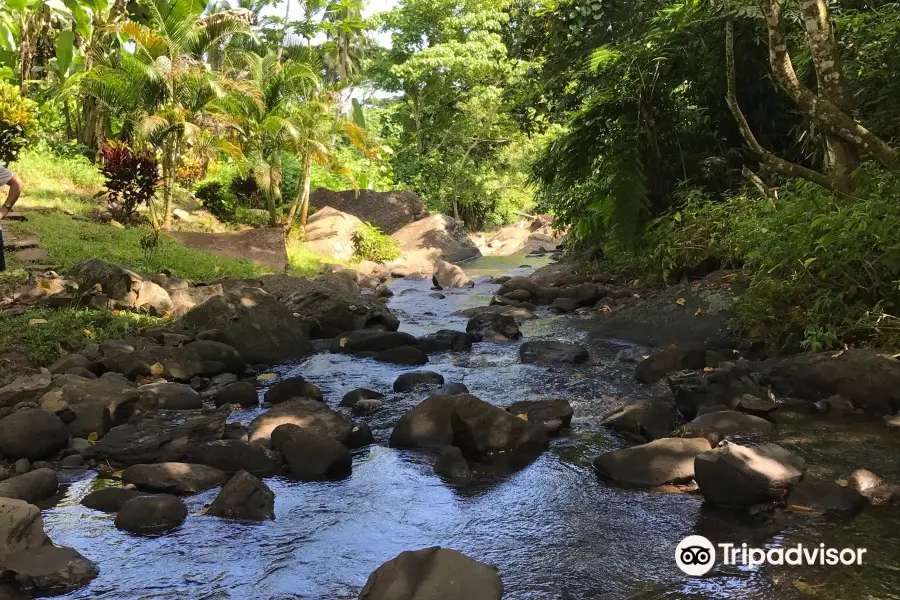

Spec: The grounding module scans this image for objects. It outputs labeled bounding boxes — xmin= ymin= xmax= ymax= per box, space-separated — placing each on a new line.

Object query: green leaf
xmin=588 ymin=46 xmax=621 ymax=71
xmin=55 ymin=29 xmax=74 ymax=78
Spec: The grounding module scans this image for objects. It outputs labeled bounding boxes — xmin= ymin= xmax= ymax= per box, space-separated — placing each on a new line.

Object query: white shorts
xmin=0 ymin=164 xmax=13 ymax=186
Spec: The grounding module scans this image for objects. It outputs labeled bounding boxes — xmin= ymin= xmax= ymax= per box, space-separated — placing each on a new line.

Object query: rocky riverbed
xmin=1 ymin=256 xmax=899 ymax=599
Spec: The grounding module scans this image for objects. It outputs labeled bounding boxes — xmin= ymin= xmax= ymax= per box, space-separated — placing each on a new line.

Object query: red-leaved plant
xmin=99 ymin=141 xmax=159 ymax=225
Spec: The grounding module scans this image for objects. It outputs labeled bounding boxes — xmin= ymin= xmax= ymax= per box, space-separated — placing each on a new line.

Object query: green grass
xmin=6 ymin=212 xmax=268 ymax=280
xmin=9 ymin=147 xmax=104 ymax=215
xmin=0 ymin=308 xmax=168 ymax=366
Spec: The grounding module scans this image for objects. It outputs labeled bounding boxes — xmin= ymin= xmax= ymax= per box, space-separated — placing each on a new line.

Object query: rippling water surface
xmin=44 ymin=258 xmax=900 ymax=600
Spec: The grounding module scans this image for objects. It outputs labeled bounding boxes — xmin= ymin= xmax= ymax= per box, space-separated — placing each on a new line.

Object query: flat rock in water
xmin=263 ymin=376 xmax=323 ymax=404
xmin=359 ymin=547 xmax=502 ymax=600
xmin=593 ymin=437 xmax=712 ymax=487
xmin=340 ymin=388 xmax=384 ymax=408
xmin=122 ymin=462 xmax=226 ymax=494
xmin=374 ymin=346 xmax=428 ymax=366
xmin=519 ymin=341 xmax=589 ymax=365
xmin=85 ymin=408 xmax=228 ymax=466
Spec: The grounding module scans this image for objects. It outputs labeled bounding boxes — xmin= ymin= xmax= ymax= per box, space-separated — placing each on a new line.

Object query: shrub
xmin=593 ymin=167 xmax=900 ymax=351
xmin=0 ymin=81 xmax=39 ymax=164
xmin=195 ymin=181 xmax=236 ymax=221
xmin=175 ymin=155 xmax=205 ymax=187
xmin=353 ymin=222 xmax=402 ymax=262
xmin=99 ymin=141 xmax=159 ymax=225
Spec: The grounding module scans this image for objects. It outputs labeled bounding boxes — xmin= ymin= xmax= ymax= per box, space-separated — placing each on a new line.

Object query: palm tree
xmin=216 ymin=50 xmax=320 ymax=226
xmin=81 ymin=0 xmax=251 ymax=229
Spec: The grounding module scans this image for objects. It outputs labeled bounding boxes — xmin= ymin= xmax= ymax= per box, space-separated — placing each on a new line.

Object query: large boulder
xmin=184 ymin=341 xmax=246 ymax=375
xmin=134 ymin=280 xmax=173 ymax=314
xmin=759 ymin=349 xmax=900 ymax=414
xmin=519 ymin=341 xmax=589 ymax=365
xmin=248 ymin=399 xmax=363 ymax=448
xmin=138 ymin=382 xmax=203 ymax=410
xmin=115 ymin=494 xmax=187 ymax=534
xmin=497 ymin=277 xmax=539 ymax=296
xmin=213 ymin=381 xmax=259 ymax=408
xmin=694 ymin=442 xmax=806 ymax=508
xmin=592 ymin=438 xmax=712 ymax=487
xmin=0 ymin=410 xmax=69 ymax=461
xmin=207 ymin=471 xmax=275 ymax=521
xmin=600 ymin=399 xmax=677 ymax=441
xmin=69 ymin=259 xmax=142 ymax=307
xmin=390 ymin=394 xmax=549 ymax=461
xmin=391 ymin=214 xmax=481 ymax=266
xmin=0 ymin=498 xmax=48 ymax=565
xmin=432 ymin=260 xmax=473 ymax=289
xmin=457 ymin=305 xmax=535 ymax=322
xmin=451 ymin=396 xmax=549 ymax=461
xmin=341 ymin=388 xmax=385 ymax=408
xmin=182 ymin=286 xmax=311 ymax=365
xmin=310 ymin=189 xmax=428 ymax=234
xmin=359 ymin=547 xmax=502 ymax=600
xmin=4 ymin=545 xmax=98 ymax=596
xmin=186 ymin=440 xmax=282 ymax=477
xmin=279 ymin=429 xmax=352 ymax=481
xmin=85 ymin=408 xmax=228 ymax=466
xmin=168 ymin=284 xmax=225 ymax=317
xmin=121 ymin=463 xmax=226 ymax=494
xmin=466 ymin=313 xmax=521 ymax=342
xmin=301 ymin=206 xmax=364 ymax=262
xmin=0 ymin=374 xmax=53 ymax=409
xmin=263 ymin=376 xmax=323 ymax=404
xmin=276 ymin=274 xmax=399 ymax=338
xmin=0 ymin=469 xmax=58 ymax=504
xmin=39 ymin=376 xmax=141 ymax=438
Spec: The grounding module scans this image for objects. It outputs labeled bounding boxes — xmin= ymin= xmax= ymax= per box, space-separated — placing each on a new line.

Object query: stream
xmin=41 ymin=256 xmax=900 ymax=600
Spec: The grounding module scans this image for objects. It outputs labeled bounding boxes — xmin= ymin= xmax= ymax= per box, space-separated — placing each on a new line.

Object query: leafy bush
xmin=99 ymin=141 xmax=159 ymax=225
xmin=353 ymin=222 xmax=402 ymax=262
xmin=0 ymin=81 xmax=39 ymax=164
xmin=175 ymin=155 xmax=205 ymax=187
xmin=595 ymin=168 xmax=900 ymax=350
xmin=195 ymin=181 xmax=236 ymax=221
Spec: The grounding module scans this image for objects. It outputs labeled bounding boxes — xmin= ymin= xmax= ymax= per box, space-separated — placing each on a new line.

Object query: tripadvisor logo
xmin=675 ymin=535 xmax=867 ymax=576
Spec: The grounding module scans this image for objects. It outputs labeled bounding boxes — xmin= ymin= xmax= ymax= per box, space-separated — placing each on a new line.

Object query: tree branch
xmin=758 ymin=0 xmax=900 ymax=171
xmin=742 ymin=166 xmax=778 ymax=199
xmin=725 ymin=19 xmax=834 ymax=191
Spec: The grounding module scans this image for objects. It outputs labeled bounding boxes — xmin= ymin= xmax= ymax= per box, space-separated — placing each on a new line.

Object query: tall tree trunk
xmin=299 ymin=153 xmax=313 ymax=230
xmin=797 ymin=0 xmax=859 ymax=192
xmin=283 ymin=153 xmax=309 ymax=234
xmin=161 ymin=139 xmax=178 ymax=231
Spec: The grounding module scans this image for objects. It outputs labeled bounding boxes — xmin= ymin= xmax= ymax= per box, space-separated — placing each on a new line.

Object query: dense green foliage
xmin=5 ymin=0 xmax=900 ymax=351
xmin=0 ymin=80 xmax=38 ymax=163
xmin=353 ymin=221 xmax=402 ymax=261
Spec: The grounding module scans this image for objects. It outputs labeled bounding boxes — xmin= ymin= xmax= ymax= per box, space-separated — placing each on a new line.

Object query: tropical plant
xmin=99 ymin=140 xmax=160 ymax=224
xmin=353 ymin=221 xmax=401 ymax=262
xmin=0 ymin=79 xmax=39 ymax=162
xmin=81 ymin=0 xmax=251 ymax=229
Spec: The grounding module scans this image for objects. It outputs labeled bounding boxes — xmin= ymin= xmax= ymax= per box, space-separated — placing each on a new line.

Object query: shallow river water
xmin=43 ymin=257 xmax=900 ymax=600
